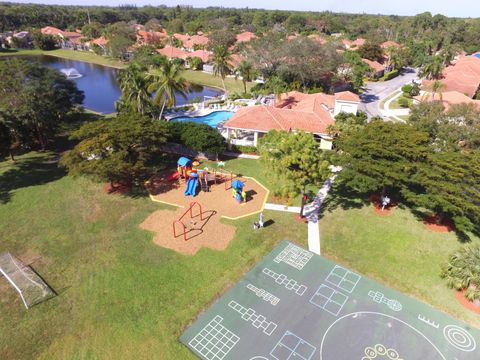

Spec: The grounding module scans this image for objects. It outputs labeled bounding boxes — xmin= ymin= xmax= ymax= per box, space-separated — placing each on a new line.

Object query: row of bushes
xmin=229 ymin=144 xmax=258 ymax=154
xmin=380 ymin=69 xmax=399 ymax=81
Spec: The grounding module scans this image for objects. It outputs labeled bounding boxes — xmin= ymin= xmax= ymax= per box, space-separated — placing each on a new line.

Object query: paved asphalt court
xmin=181 ymin=240 xmax=480 ymax=360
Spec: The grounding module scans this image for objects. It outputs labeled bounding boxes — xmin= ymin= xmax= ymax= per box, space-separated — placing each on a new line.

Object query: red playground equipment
xmin=172 ymin=202 xmax=204 ymax=241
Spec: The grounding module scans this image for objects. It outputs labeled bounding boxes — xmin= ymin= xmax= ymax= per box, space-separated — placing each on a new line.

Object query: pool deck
xmin=164 ymin=106 xmax=237 ymax=120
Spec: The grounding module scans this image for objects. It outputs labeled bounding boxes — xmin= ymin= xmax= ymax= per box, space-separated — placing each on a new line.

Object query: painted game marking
xmin=246 ymin=283 xmax=280 ymax=306
xmin=443 ymin=325 xmax=477 ymax=352
xmin=188 ymin=315 xmax=240 ymax=360
xmin=228 ymin=300 xmax=277 ymax=336
xmin=262 ymin=268 xmax=307 ymax=295
xmin=325 ymin=265 xmax=361 ymax=293
xmin=368 ymin=290 xmax=402 ymax=311
xmin=417 ymin=314 xmax=440 ymax=329
xmin=273 ymin=243 xmax=313 ymax=270
xmin=362 ymin=344 xmax=403 ymax=360
xmin=270 ymin=331 xmax=317 ymax=360
xmin=309 ymin=284 xmax=348 ymax=316
xmin=319 ymin=312 xmax=447 ymax=360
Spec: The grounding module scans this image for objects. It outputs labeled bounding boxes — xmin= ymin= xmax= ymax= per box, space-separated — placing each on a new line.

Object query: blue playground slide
xmin=185 ymin=178 xmax=198 ymax=196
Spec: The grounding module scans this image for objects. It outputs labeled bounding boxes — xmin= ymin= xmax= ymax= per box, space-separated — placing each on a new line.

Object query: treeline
xmin=2 ymin=3 xmax=480 ymax=53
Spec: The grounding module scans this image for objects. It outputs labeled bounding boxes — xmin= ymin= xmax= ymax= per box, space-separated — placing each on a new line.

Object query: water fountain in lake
xmin=60 ymin=68 xmax=83 ymax=79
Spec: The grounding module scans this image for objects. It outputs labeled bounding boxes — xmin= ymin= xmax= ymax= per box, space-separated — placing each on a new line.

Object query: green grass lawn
xmin=320 ymin=189 xmax=480 ymax=328
xmin=1 ymin=139 xmax=479 ymax=358
xmin=389 ymin=96 xmax=413 ymax=110
xmin=182 ymin=69 xmax=253 ymax=94
xmin=0 ymin=151 xmax=307 ymax=359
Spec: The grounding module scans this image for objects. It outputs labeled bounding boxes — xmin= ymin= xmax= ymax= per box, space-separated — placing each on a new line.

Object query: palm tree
xmin=428 ymin=80 xmax=445 ymax=101
xmin=116 ymin=62 xmax=152 ymax=115
xmin=148 ymin=61 xmax=189 ymax=119
xmin=211 ymin=45 xmax=233 ymax=96
xmin=235 ymin=60 xmax=254 ymax=94
xmin=441 ymin=246 xmax=480 ymax=302
xmin=419 ymin=56 xmax=445 ymax=80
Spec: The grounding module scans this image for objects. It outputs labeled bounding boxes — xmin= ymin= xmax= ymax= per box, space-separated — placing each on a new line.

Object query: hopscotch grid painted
xmin=188 ymin=315 xmax=240 ymax=360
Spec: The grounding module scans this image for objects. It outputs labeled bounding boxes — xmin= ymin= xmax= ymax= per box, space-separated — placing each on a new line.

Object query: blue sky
xmin=10 ymin=0 xmax=480 ymax=17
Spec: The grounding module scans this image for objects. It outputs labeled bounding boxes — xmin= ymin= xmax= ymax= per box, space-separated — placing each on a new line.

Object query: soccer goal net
xmin=0 ymin=252 xmax=55 ymax=309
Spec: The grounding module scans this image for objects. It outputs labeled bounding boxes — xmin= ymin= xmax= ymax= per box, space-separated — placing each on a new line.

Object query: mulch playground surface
xmin=140 ymin=170 xmax=269 ymax=255
xmin=181 ymin=241 xmax=480 ymax=360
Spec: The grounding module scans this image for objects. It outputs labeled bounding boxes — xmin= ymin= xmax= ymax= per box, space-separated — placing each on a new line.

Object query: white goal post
xmin=0 ymin=252 xmax=55 ymax=309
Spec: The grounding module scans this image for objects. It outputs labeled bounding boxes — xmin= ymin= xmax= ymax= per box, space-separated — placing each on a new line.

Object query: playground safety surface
xmin=146 ymin=171 xmax=269 ymax=220
xmin=181 ymin=240 xmax=480 ymax=360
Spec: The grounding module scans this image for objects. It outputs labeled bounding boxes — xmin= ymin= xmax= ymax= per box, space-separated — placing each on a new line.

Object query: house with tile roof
xmin=413 ymin=91 xmax=480 ymax=111
xmin=362 ymin=58 xmax=386 ymax=78
xmin=136 ymin=30 xmax=167 ymax=46
xmin=422 ymin=55 xmax=480 ymax=99
xmin=41 ymin=26 xmax=85 ymax=49
xmin=223 ymin=91 xmax=360 ymax=149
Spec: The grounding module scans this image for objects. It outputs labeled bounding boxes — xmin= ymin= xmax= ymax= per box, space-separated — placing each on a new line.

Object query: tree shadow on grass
xmin=318 ymin=183 xmax=370 ymax=219
xmin=0 ymin=154 xmax=65 ymax=204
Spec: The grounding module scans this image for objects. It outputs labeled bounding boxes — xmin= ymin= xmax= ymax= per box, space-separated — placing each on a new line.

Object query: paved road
xmin=360 ymin=67 xmax=419 ymax=119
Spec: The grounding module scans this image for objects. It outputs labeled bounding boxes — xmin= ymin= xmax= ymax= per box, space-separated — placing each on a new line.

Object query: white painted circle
xmin=319 ymin=312 xmax=447 ymax=360
xmin=443 ymin=325 xmax=476 ymax=352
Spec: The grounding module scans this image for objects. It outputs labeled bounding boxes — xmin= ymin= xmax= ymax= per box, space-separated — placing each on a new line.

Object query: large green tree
xmin=419 ymin=55 xmax=445 ymax=80
xmin=258 ymin=130 xmax=331 ymax=202
xmin=336 ymin=121 xmax=430 ymax=197
xmin=61 ymin=112 xmax=169 ymax=187
xmin=406 ymin=150 xmax=480 ymax=236
xmin=0 ymin=59 xmax=83 ymax=150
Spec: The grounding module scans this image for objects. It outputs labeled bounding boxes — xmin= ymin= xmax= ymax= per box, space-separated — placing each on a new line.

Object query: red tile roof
xmin=422 ymin=56 xmax=480 ymax=98
xmin=362 ymin=58 xmax=385 ymax=73
xmin=184 ymin=34 xmax=209 ymax=49
xmin=41 ymin=26 xmax=64 ymax=36
xmin=187 ymin=49 xmax=212 ymax=63
xmin=236 ymin=31 xmax=257 ymax=43
xmin=137 ymin=30 xmax=167 ymax=44
xmin=226 ymin=91 xmax=359 ymax=134
xmin=414 ymin=91 xmax=480 ymax=111
xmin=156 ymin=46 xmax=189 ymax=59
xmin=229 ymin=53 xmax=246 ymax=68
xmin=92 ymin=36 xmax=108 ymax=46
xmin=334 ymin=91 xmax=361 ymax=102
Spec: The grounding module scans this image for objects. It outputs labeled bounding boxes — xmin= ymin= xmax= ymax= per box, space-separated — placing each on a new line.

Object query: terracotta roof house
xmin=413 ymin=91 xmax=480 ymax=111
xmin=183 ymin=34 xmax=209 ymax=51
xmin=224 ymin=91 xmax=360 ymax=149
xmin=156 ymin=46 xmax=189 ymax=60
xmin=41 ymin=26 xmax=64 ymax=36
xmin=362 ymin=58 xmax=386 ymax=77
xmin=381 ymin=41 xmax=401 ymax=49
xmin=422 ymin=56 xmax=480 ymax=98
xmin=236 ymin=31 xmax=257 ymax=43
xmin=92 ymin=36 xmax=108 ymax=46
xmin=136 ymin=30 xmax=167 ymax=46
xmin=41 ymin=26 xmax=85 ymax=49
xmin=188 ymin=49 xmax=212 ymax=63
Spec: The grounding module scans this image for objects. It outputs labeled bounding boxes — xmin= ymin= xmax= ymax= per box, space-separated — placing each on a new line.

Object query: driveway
xmin=360 ymin=67 xmax=419 ymax=119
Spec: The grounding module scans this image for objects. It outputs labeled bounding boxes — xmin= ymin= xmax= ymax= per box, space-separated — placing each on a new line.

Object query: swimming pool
xmin=473 ymin=53 xmax=480 ymax=59
xmin=170 ymin=111 xmax=235 ymax=128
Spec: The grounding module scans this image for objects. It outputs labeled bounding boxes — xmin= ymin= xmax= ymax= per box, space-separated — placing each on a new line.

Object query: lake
xmin=17 ymin=55 xmax=223 ymax=114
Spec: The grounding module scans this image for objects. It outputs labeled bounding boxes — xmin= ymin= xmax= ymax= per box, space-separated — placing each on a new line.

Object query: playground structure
xmin=172 ymin=202 xmax=205 ymax=241
xmin=142 ymin=158 xmax=269 ymax=254
xmin=231 ymin=179 xmax=246 ymax=203
xmin=170 ymin=157 xmax=236 ymax=198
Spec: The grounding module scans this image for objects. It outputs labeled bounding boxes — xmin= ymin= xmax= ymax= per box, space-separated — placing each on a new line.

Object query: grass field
xmin=320 ymin=188 xmax=480 ymax=328
xmin=1 ymin=127 xmax=479 ymax=358
xmin=182 ymin=69 xmax=253 ymax=94
xmin=0 ymin=152 xmax=307 ymax=360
